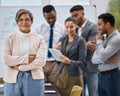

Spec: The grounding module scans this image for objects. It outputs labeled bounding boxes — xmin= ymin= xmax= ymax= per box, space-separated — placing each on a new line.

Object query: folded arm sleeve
xmin=19 ymin=37 xmax=46 ymax=71
xmin=3 ymin=36 xmax=28 ymax=66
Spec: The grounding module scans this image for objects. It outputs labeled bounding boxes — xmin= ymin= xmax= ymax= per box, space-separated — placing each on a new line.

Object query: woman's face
xmin=65 ymin=21 xmax=77 ymax=36
xmin=17 ymin=13 xmax=32 ymax=33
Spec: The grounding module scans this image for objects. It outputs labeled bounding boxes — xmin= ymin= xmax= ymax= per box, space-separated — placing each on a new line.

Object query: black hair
xmin=70 ymin=5 xmax=84 ymax=13
xmin=43 ymin=5 xmax=56 ymax=14
xmin=65 ymin=17 xmax=77 ymax=25
xmin=98 ymin=13 xmax=115 ymax=27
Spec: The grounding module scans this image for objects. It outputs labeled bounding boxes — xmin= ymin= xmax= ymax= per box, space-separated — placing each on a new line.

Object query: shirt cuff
xmin=96 ymin=40 xmax=103 ymax=45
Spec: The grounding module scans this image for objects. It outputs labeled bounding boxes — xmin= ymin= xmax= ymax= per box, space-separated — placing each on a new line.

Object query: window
xmin=50 ymin=0 xmax=90 ymax=5
xmin=1 ymin=0 xmax=42 ymax=6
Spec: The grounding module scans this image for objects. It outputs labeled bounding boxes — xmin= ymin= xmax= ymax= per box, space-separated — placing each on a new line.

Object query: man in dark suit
xmin=70 ymin=5 xmax=99 ymax=96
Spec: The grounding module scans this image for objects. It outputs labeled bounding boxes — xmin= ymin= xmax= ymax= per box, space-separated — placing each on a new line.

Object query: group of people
xmin=2 ymin=4 xmax=120 ymax=96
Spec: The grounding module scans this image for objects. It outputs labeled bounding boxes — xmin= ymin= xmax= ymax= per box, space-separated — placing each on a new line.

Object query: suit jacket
xmin=3 ymin=32 xmax=46 ymax=83
xmin=58 ymin=34 xmax=87 ymax=76
xmin=81 ymin=20 xmax=99 ymax=73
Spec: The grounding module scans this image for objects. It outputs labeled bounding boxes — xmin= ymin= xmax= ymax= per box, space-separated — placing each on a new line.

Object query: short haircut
xmin=43 ymin=5 xmax=56 ymax=14
xmin=70 ymin=5 xmax=84 ymax=12
xmin=15 ymin=9 xmax=33 ymax=23
xmin=98 ymin=13 xmax=115 ymax=27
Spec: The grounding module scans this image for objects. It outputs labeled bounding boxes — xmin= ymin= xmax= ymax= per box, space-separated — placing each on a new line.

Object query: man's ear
xmin=106 ymin=22 xmax=110 ymax=26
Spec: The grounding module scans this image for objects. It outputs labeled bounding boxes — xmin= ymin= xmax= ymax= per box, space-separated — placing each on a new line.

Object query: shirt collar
xmin=81 ymin=19 xmax=87 ymax=28
xmin=45 ymin=21 xmax=56 ymax=28
xmin=17 ymin=30 xmax=33 ymax=37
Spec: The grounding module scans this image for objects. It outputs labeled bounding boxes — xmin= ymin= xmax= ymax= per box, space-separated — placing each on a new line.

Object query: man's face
xmin=44 ymin=10 xmax=56 ymax=26
xmin=70 ymin=10 xmax=84 ymax=26
xmin=97 ymin=19 xmax=107 ymax=35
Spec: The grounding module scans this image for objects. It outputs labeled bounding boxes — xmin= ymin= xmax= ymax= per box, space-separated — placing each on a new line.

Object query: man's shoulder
xmin=113 ymin=31 xmax=120 ymax=40
xmin=35 ymin=22 xmax=48 ymax=28
xmin=54 ymin=22 xmax=64 ymax=28
xmin=32 ymin=32 xmax=44 ymax=40
xmin=86 ymin=20 xmax=96 ymax=27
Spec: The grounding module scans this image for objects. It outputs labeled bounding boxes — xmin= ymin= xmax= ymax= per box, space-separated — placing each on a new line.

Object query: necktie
xmin=48 ymin=25 xmax=53 ymax=58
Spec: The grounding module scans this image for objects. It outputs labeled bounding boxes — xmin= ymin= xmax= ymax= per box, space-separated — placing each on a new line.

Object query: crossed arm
xmin=92 ymin=34 xmax=120 ymax=64
xmin=3 ymin=37 xmax=46 ymax=71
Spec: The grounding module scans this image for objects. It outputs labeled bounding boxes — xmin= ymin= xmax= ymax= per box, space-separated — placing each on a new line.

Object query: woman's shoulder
xmin=75 ymin=34 xmax=85 ymax=41
xmin=60 ymin=34 xmax=68 ymax=40
xmin=4 ymin=32 xmax=17 ymax=39
xmin=32 ymin=32 xmax=44 ymax=40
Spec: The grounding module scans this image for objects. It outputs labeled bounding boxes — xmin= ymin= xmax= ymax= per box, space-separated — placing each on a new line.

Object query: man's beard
xmin=78 ymin=17 xmax=83 ymax=26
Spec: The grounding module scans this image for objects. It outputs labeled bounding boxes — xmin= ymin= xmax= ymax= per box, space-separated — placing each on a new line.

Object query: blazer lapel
xmin=29 ymin=33 xmax=37 ymax=54
xmin=12 ymin=33 xmax=20 ymax=56
xmin=81 ymin=20 xmax=90 ymax=36
xmin=61 ymin=36 xmax=68 ymax=56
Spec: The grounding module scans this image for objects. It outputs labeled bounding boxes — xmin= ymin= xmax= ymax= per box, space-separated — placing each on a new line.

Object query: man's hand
xmin=29 ymin=54 xmax=36 ymax=63
xmin=107 ymin=54 xmax=117 ymax=63
xmin=96 ymin=34 xmax=104 ymax=40
xmin=87 ymin=41 xmax=96 ymax=51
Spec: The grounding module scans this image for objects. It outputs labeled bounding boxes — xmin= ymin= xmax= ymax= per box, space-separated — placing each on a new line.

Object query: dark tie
xmin=48 ymin=25 xmax=53 ymax=58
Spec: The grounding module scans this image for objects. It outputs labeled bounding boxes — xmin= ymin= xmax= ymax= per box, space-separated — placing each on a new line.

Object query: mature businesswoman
xmin=56 ymin=17 xmax=87 ymax=96
xmin=3 ymin=9 xmax=46 ymax=96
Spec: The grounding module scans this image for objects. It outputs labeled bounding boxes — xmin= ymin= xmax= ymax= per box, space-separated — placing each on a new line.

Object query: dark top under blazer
xmin=57 ymin=34 xmax=87 ymax=76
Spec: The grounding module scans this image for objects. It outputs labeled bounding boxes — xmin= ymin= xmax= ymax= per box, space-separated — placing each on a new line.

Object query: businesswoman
xmin=56 ymin=17 xmax=87 ymax=96
xmin=3 ymin=9 xmax=46 ymax=96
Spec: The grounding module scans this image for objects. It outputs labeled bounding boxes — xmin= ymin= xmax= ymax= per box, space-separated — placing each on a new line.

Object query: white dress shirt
xmin=33 ymin=22 xmax=65 ymax=61
xmin=78 ymin=19 xmax=87 ymax=36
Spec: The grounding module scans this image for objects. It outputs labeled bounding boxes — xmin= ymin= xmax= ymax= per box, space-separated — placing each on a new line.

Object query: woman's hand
xmin=28 ymin=54 xmax=36 ymax=63
xmin=60 ymin=55 xmax=71 ymax=64
xmin=55 ymin=42 xmax=61 ymax=50
xmin=10 ymin=66 xmax=19 ymax=70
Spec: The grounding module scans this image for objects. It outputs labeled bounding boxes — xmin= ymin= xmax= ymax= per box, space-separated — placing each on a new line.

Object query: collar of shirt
xmin=17 ymin=31 xmax=30 ymax=56
xmin=78 ymin=19 xmax=88 ymax=36
xmin=44 ymin=22 xmax=55 ymax=29
xmin=17 ymin=30 xmax=33 ymax=37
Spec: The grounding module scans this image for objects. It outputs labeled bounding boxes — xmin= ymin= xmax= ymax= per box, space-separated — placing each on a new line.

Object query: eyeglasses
xmin=17 ymin=18 xmax=31 ymax=23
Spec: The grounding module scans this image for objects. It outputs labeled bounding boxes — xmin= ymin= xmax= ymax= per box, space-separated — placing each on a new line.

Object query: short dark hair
xmin=70 ymin=5 xmax=84 ymax=12
xmin=98 ymin=13 xmax=115 ymax=27
xmin=15 ymin=9 xmax=33 ymax=23
xmin=43 ymin=5 xmax=56 ymax=14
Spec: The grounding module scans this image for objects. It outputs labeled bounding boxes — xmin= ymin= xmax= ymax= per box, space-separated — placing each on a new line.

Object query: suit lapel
xmin=81 ymin=20 xmax=90 ymax=36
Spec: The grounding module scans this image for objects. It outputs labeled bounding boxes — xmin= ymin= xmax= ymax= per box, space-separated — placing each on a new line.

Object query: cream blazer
xmin=3 ymin=32 xmax=46 ymax=83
